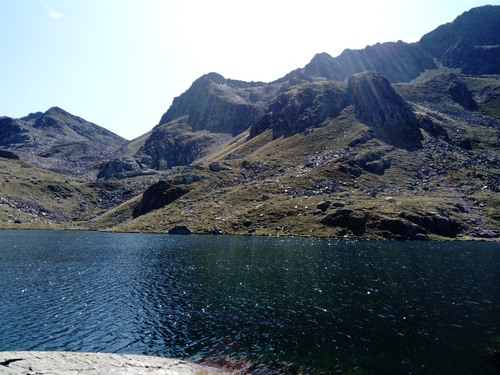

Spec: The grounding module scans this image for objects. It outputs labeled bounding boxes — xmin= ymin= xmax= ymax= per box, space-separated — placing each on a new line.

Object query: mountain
xmin=1 ymin=5 xmax=499 ymax=240
xmin=0 ymin=107 xmax=127 ymax=176
xmin=419 ymin=5 xmax=500 ymax=75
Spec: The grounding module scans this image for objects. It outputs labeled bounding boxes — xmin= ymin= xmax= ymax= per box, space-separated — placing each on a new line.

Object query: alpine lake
xmin=1 ymin=230 xmax=499 ymax=374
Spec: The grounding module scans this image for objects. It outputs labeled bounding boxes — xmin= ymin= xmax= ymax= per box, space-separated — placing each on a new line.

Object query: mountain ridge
xmin=0 ymin=5 xmax=499 ymax=240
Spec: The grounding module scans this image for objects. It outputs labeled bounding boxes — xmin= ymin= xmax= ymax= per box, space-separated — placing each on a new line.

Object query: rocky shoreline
xmin=0 ymin=351 xmax=228 ymax=374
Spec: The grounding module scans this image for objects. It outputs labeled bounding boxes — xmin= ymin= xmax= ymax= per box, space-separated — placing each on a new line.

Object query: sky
xmin=1 ymin=0 xmax=499 ymax=140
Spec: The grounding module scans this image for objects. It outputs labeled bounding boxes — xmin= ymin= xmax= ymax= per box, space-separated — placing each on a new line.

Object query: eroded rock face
xmin=348 ymin=71 xmax=423 ymax=149
xmin=250 ymin=80 xmax=350 ymax=139
xmin=419 ymin=5 xmax=500 ymax=75
xmin=158 ymin=73 xmax=277 ymax=136
xmin=138 ymin=121 xmax=227 ymax=170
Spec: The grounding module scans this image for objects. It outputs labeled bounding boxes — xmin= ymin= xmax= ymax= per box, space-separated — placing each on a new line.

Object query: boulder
xmin=403 ymin=211 xmax=461 ymax=238
xmin=133 ymin=181 xmax=188 ymax=218
xmin=209 ymin=162 xmax=222 ymax=172
xmin=168 ymin=226 xmax=192 ymax=235
xmin=316 ymin=200 xmax=331 ymax=211
xmin=379 ymin=218 xmax=427 ymax=240
xmin=0 ymin=150 xmax=20 ymax=160
xmin=98 ymin=157 xmax=142 ymax=179
xmin=321 ymin=209 xmax=366 ymax=236
xmin=209 ymin=226 xmax=223 ymax=235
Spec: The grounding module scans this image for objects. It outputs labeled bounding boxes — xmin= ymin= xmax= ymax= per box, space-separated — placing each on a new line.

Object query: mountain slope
xmin=0 ymin=107 xmax=127 ymax=176
xmin=419 ymin=5 xmax=500 ymax=74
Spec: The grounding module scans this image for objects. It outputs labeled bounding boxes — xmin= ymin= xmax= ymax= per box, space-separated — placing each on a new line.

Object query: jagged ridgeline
xmin=1 ymin=5 xmax=499 ymax=239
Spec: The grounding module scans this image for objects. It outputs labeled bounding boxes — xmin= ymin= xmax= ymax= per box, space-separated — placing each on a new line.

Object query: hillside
xmin=0 ymin=107 xmax=128 ymax=176
xmin=0 ymin=5 xmax=499 ymax=240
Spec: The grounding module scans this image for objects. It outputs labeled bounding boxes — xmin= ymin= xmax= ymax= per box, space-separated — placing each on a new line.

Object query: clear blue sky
xmin=1 ymin=0 xmax=498 ymax=140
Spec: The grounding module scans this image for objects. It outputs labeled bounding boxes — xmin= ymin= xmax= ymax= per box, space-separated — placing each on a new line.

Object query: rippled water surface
xmin=1 ymin=230 xmax=499 ymax=374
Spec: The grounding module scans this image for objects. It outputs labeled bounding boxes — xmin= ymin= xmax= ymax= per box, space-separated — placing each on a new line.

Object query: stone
xmin=209 ymin=162 xmax=222 ymax=172
xmin=0 ymin=150 xmax=19 ymax=160
xmin=168 ymin=226 xmax=192 ymax=235
xmin=210 ymin=226 xmax=223 ymax=235
xmin=321 ymin=209 xmax=366 ymax=236
xmin=0 ymin=351 xmax=226 ymax=374
xmin=379 ymin=218 xmax=427 ymax=240
xmin=133 ymin=181 xmax=189 ymax=218
xmin=316 ymin=200 xmax=331 ymax=211
xmin=476 ymin=229 xmax=499 ymax=238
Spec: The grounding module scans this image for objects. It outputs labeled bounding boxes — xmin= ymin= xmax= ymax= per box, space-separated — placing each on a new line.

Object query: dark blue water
xmin=0 ymin=230 xmax=499 ymax=374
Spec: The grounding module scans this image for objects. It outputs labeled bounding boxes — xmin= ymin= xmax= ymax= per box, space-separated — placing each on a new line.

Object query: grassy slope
xmin=0 ymin=158 xmax=98 ymax=229
xmin=91 ymin=100 xmax=499 ymax=239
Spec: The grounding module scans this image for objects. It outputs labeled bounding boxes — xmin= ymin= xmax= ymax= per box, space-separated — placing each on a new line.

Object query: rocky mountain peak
xmin=418 ymin=5 xmax=500 ymax=75
xmin=156 ymin=70 xmax=284 ymax=138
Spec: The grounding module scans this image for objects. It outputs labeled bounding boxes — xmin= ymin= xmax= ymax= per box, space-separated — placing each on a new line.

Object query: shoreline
xmin=0 ymin=351 xmax=229 ymax=374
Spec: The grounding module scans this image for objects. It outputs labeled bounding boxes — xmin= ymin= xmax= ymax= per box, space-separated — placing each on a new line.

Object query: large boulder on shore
xmin=321 ymin=209 xmax=366 ymax=236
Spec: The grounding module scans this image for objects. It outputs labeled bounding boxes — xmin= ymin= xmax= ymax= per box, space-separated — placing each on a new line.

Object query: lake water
xmin=0 ymin=230 xmax=499 ymax=374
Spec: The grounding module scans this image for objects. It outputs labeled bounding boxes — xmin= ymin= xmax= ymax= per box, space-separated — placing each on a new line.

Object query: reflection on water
xmin=0 ymin=231 xmax=499 ymax=374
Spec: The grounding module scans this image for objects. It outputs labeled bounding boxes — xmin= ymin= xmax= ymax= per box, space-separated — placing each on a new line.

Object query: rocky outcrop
xmin=133 ymin=181 xmax=189 ymax=218
xmin=379 ymin=218 xmax=427 ymax=240
xmin=0 ymin=351 xmax=225 ymax=374
xmin=251 ymin=72 xmax=423 ymax=150
xmin=348 ymin=71 xmax=423 ymax=149
xmin=250 ymin=80 xmax=350 ymax=139
xmin=168 ymin=225 xmax=192 ymax=235
xmin=158 ymin=73 xmax=279 ymax=135
xmin=98 ymin=157 xmax=142 ymax=179
xmin=321 ymin=209 xmax=366 ymax=236
xmin=137 ymin=121 xmax=228 ymax=170
xmin=0 ymin=149 xmax=19 ymax=160
xmin=399 ymin=211 xmax=461 ymax=238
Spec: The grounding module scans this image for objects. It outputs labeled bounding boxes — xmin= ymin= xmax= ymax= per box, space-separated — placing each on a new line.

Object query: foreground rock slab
xmin=0 ymin=351 xmax=227 ymax=375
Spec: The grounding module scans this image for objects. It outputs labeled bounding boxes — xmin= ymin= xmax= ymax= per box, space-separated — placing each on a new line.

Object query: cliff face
xmin=251 ymin=71 xmax=422 ymax=149
xmin=136 ymin=119 xmax=229 ymax=170
xmin=158 ymin=72 xmax=280 ymax=135
xmin=348 ymin=71 xmax=422 ymax=149
xmin=250 ymin=80 xmax=350 ymax=139
xmin=419 ymin=5 xmax=500 ymax=75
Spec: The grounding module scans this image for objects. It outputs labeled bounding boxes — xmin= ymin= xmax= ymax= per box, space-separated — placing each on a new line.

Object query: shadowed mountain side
xmin=419 ymin=5 xmax=500 ymax=75
xmin=158 ymin=72 xmax=281 ymax=135
xmin=295 ymin=41 xmax=436 ymax=83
